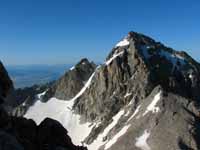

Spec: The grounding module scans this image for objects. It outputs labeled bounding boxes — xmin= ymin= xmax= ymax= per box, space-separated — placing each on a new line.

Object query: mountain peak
xmin=127 ymin=31 xmax=155 ymax=44
xmin=15 ymin=31 xmax=200 ymax=150
xmin=78 ymin=58 xmax=90 ymax=65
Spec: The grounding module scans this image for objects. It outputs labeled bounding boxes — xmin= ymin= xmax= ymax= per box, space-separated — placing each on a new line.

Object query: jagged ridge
xmin=24 ymin=31 xmax=200 ymax=150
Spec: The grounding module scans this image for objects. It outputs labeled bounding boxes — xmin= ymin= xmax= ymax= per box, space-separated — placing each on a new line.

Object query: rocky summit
xmin=3 ymin=31 xmax=200 ymax=150
xmin=42 ymin=58 xmax=96 ymax=101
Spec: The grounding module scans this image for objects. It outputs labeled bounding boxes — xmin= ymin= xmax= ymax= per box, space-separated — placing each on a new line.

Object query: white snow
xmin=124 ymin=92 xmax=132 ymax=98
xmin=22 ymin=102 xmax=26 ymax=106
xmin=71 ymin=72 xmax=95 ymax=101
xmin=124 ymin=110 xmax=130 ymax=117
xmin=127 ymin=105 xmax=141 ymax=122
xmin=174 ymin=53 xmax=185 ymax=60
xmin=88 ymin=110 xmax=125 ymax=150
xmin=70 ymin=66 xmax=75 ymax=70
xmin=105 ymin=51 xmax=124 ymax=65
xmin=115 ymin=38 xmax=130 ymax=47
xmin=22 ymin=91 xmax=46 ymax=106
xmin=189 ymin=73 xmax=194 ymax=80
xmin=104 ymin=124 xmax=131 ymax=149
xmin=135 ymin=130 xmax=151 ymax=150
xmin=143 ymin=91 xmax=162 ymax=116
xmin=25 ymin=97 xmax=94 ymax=144
xmin=105 ymin=38 xmax=129 ymax=66
xmin=127 ymin=97 xmax=135 ymax=106
xmin=160 ymin=51 xmax=185 ymax=66
xmin=25 ymin=72 xmax=96 ymax=145
xmin=37 ymin=91 xmax=46 ymax=99
xmin=141 ymin=46 xmax=186 ymax=69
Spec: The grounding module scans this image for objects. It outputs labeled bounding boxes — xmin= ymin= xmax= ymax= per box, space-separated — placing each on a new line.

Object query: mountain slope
xmin=25 ymin=31 xmax=200 ymax=150
xmin=42 ymin=58 xmax=96 ymax=101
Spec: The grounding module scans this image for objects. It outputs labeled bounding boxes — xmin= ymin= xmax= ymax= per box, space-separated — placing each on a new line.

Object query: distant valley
xmin=6 ymin=64 xmax=72 ymax=89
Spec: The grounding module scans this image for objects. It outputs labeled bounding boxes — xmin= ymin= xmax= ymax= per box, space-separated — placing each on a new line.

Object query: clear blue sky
xmin=0 ymin=0 xmax=199 ymax=65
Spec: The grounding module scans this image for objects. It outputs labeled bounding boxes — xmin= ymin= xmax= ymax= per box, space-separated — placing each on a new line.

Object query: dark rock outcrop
xmin=0 ymin=61 xmax=13 ymax=99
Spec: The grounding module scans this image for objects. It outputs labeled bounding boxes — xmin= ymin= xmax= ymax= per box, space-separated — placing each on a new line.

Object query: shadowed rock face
xmin=0 ymin=61 xmax=88 ymax=150
xmin=0 ymin=61 xmax=13 ymax=99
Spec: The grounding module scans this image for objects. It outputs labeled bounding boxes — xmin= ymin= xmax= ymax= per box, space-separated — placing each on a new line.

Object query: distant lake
xmin=6 ymin=64 xmax=72 ymax=89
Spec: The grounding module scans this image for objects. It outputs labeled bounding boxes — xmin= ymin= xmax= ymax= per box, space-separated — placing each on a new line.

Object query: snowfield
xmin=143 ymin=91 xmax=162 ymax=116
xmin=25 ymin=97 xmax=94 ymax=144
xmin=25 ymin=72 xmax=96 ymax=145
xmin=135 ymin=130 xmax=151 ymax=150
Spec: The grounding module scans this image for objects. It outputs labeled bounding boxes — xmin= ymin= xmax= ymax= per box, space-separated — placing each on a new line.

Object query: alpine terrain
xmin=0 ymin=61 xmax=88 ymax=149
xmin=2 ymin=31 xmax=200 ymax=150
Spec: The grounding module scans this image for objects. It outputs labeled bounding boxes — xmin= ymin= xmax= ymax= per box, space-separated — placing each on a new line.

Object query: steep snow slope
xmin=25 ymin=72 xmax=96 ymax=145
xmin=25 ymin=96 xmax=94 ymax=145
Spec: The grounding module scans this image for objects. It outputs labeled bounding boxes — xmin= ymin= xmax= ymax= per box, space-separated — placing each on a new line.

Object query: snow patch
xmin=104 ymin=124 xmax=131 ymax=150
xmin=70 ymin=66 xmax=75 ymax=70
xmin=72 ymin=72 xmax=95 ymax=101
xmin=25 ymin=72 xmax=96 ymax=145
xmin=143 ymin=91 xmax=162 ymax=116
xmin=174 ymin=53 xmax=185 ymax=60
xmin=124 ymin=92 xmax=132 ymax=98
xmin=124 ymin=110 xmax=130 ymax=117
xmin=127 ymin=105 xmax=141 ymax=122
xmin=135 ymin=130 xmax=151 ymax=150
xmin=88 ymin=110 xmax=125 ymax=150
xmin=105 ymin=51 xmax=124 ymax=66
xmin=189 ymin=73 xmax=194 ymax=80
xmin=127 ymin=97 xmax=135 ymax=106
xmin=115 ymin=38 xmax=130 ymax=47
xmin=189 ymin=74 xmax=193 ymax=79
xmin=25 ymin=97 xmax=94 ymax=145
xmin=141 ymin=46 xmax=186 ymax=70
xmin=37 ymin=91 xmax=46 ymax=99
xmin=160 ymin=51 xmax=185 ymax=66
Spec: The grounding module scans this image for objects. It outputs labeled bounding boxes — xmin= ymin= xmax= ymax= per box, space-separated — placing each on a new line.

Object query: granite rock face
xmin=72 ymin=32 xmax=200 ymax=149
xmin=42 ymin=58 xmax=96 ymax=101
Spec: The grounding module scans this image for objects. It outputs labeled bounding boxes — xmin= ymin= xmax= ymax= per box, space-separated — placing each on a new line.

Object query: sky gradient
xmin=0 ymin=0 xmax=199 ymax=65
